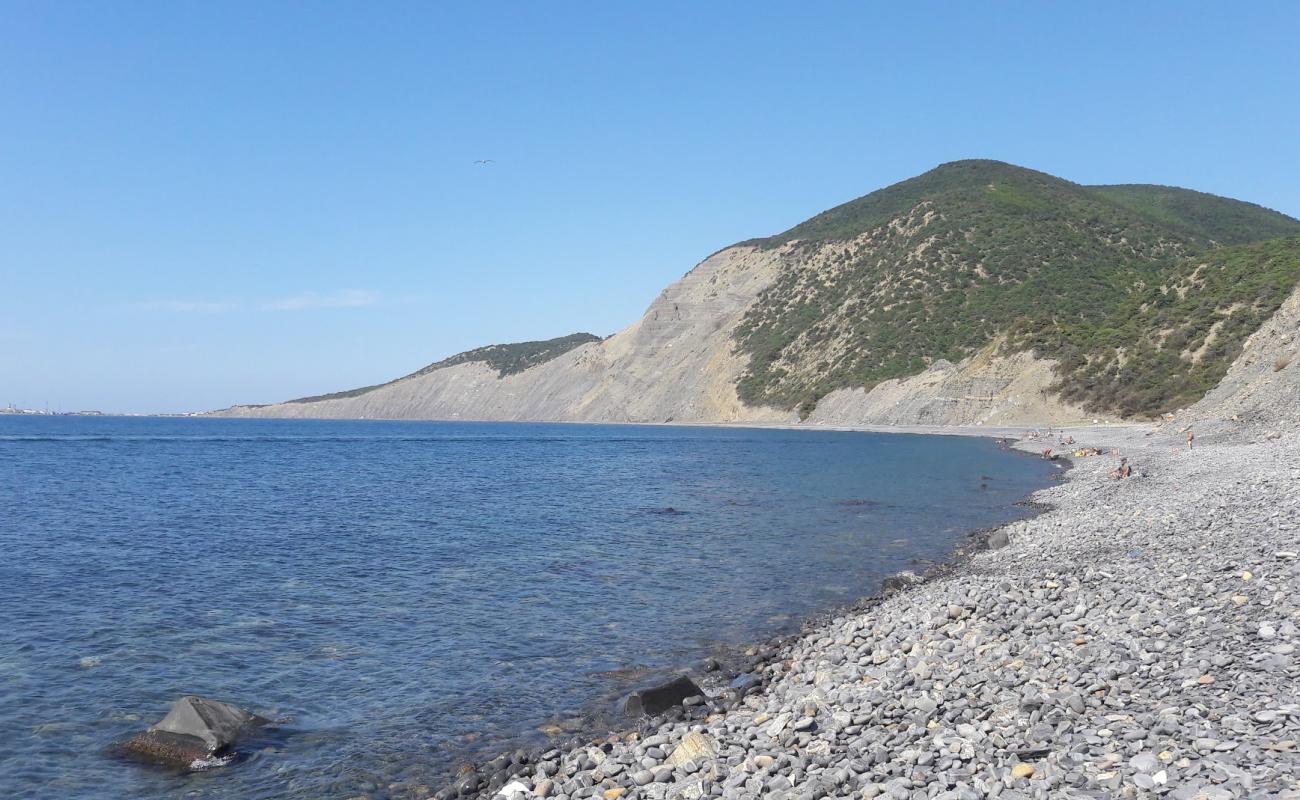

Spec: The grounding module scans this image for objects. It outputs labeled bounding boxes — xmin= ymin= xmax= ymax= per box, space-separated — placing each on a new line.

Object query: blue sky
xmin=3 ymin=2 xmax=1298 ymax=413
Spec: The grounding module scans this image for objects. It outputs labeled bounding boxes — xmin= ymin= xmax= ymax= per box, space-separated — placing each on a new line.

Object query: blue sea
xmin=0 ymin=416 xmax=1056 ymax=798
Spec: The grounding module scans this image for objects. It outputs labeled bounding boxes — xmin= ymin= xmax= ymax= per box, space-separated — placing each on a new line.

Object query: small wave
xmin=189 ymin=753 xmax=235 ymax=771
xmin=833 ymin=498 xmax=893 ymax=509
xmin=0 ymin=435 xmax=119 ymax=443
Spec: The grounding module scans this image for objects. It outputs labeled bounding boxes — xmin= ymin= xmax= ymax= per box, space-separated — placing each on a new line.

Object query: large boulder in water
xmin=122 ymin=696 xmax=266 ymax=768
xmin=621 ymin=675 xmax=703 ymax=717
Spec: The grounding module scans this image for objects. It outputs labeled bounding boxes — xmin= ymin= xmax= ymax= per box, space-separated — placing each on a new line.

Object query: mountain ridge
xmin=218 ymin=160 xmax=1300 ymax=426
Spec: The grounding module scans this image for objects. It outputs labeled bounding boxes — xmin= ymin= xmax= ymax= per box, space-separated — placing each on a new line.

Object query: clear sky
xmin=3 ymin=1 xmax=1298 ymax=413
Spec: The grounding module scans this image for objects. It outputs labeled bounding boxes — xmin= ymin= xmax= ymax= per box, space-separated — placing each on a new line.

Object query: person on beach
xmin=1187 ymin=429 xmax=1195 ymax=450
xmin=1110 ymin=458 xmax=1132 ymax=479
xmin=1041 ymin=447 xmax=1053 ymax=459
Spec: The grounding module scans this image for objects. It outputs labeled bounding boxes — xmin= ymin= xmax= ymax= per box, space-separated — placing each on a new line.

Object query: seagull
xmin=473 ymin=159 xmax=495 ymax=165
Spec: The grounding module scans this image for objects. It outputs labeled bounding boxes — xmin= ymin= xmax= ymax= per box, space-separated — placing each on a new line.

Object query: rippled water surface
xmin=0 ymin=416 xmax=1056 ymax=798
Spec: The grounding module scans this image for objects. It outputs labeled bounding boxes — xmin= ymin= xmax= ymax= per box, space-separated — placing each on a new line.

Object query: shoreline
xmin=428 ymin=431 xmax=1072 ymax=796
xmin=447 ymin=429 xmax=1066 ymax=787
xmin=58 ymin=410 xmax=1148 ymax=443
xmin=437 ymin=421 xmax=1299 ymax=800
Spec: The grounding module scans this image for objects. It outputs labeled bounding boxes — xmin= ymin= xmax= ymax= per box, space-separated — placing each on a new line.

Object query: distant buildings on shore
xmin=1 ymin=405 xmax=104 ymax=416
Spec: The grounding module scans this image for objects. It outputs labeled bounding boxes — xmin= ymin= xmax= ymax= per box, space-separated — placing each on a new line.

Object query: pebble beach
xmin=448 ymin=420 xmax=1300 ymax=800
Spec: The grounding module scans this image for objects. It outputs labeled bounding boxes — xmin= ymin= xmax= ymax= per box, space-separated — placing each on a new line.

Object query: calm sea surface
xmin=0 ymin=416 xmax=1056 ymax=798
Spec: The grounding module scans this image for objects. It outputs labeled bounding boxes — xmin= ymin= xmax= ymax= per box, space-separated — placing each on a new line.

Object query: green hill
xmin=286 ymin=332 xmax=601 ymax=404
xmin=1021 ymin=234 xmax=1300 ymax=415
xmin=734 ymin=160 xmax=1300 ymax=417
xmin=413 ymin=332 xmax=602 ymax=378
xmin=1089 ymin=184 xmax=1300 ymax=246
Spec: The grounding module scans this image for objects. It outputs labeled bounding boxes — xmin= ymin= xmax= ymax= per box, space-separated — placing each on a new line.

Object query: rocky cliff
xmin=221 ymin=245 xmax=797 ymax=424
xmin=1186 ymin=282 xmax=1300 ymax=428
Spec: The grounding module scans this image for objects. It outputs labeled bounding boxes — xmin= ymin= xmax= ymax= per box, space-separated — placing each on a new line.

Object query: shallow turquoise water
xmin=0 ymin=416 xmax=1055 ymax=798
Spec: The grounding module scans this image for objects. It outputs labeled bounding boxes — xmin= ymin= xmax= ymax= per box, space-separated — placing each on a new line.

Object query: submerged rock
xmin=122 ymin=696 xmax=266 ymax=768
xmin=621 ymin=675 xmax=703 ymax=717
xmin=879 ymin=570 xmax=922 ymax=595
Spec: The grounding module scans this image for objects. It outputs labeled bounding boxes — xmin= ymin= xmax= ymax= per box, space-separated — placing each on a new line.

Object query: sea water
xmin=0 ymin=416 xmax=1056 ymax=798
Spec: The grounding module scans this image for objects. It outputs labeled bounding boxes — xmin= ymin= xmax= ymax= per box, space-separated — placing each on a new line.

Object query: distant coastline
xmin=0 ymin=406 xmax=104 ymax=416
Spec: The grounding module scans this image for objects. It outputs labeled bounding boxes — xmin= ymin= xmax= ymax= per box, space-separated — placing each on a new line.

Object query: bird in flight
xmin=473 ymin=159 xmax=495 ymax=165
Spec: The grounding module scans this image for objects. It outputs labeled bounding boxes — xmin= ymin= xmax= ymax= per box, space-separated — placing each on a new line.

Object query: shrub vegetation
xmin=288 ymin=332 xmax=601 ymax=404
xmin=733 ymin=160 xmax=1300 ymax=417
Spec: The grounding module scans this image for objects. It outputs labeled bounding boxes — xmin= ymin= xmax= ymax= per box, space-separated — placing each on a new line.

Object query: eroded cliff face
xmin=220 ymin=245 xmax=796 ymax=424
xmin=806 ymin=346 xmax=1094 ymax=427
xmin=219 ymin=237 xmax=1094 ymax=427
xmin=1186 ymin=284 xmax=1300 ymax=427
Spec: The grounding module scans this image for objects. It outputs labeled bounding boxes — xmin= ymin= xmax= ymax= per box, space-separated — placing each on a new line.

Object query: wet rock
xmin=121 ymin=696 xmax=265 ymax=768
xmin=120 ymin=730 xmax=219 ymax=769
xmin=621 ymin=675 xmax=703 ymax=717
xmin=879 ymin=570 xmax=922 ymax=595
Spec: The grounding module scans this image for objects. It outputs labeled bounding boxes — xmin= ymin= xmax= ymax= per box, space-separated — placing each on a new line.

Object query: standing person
xmin=1186 ymin=429 xmax=1195 ymax=450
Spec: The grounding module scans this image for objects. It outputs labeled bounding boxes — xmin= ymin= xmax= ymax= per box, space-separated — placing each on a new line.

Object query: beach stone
xmin=728 ymin=673 xmax=761 ymax=692
xmin=667 ymin=733 xmax=717 ymax=767
xmin=1129 ymin=753 xmax=1158 ymax=773
xmin=495 ymin=781 xmax=529 ymax=798
xmin=622 ymin=676 xmax=704 ymax=718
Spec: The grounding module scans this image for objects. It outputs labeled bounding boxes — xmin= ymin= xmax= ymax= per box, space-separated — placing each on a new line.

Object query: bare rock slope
xmin=1186 ymin=283 xmax=1300 ymax=429
xmin=222 ymin=245 xmax=797 ymax=424
xmin=807 ymin=346 xmax=1093 ymax=427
